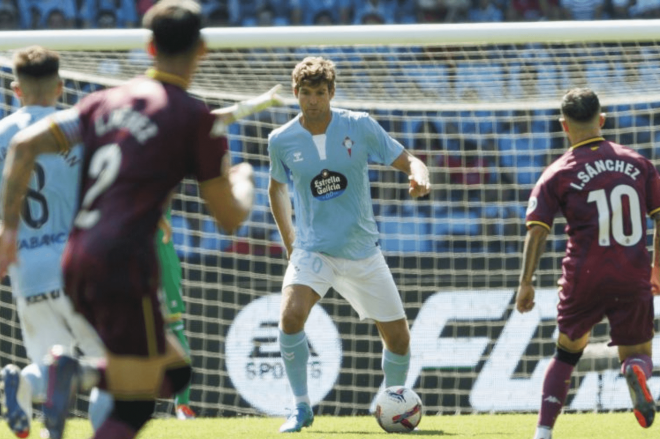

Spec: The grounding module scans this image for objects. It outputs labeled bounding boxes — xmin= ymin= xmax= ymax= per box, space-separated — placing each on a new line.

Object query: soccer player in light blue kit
xmin=269 ymin=56 xmax=431 ymax=433
xmin=0 ymin=46 xmax=111 ymax=438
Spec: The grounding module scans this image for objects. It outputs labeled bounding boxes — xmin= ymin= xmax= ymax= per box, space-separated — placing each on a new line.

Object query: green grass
xmin=17 ymin=412 xmax=660 ymax=438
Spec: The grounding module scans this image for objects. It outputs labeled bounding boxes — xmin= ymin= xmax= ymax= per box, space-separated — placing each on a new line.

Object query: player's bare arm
xmin=199 ymin=158 xmax=254 ymax=235
xmin=651 ymin=211 xmax=660 ymax=295
xmin=268 ymin=177 xmax=295 ymax=259
xmin=211 ymin=84 xmax=283 ymax=133
xmin=516 ymin=224 xmax=549 ymax=313
xmin=0 ymin=119 xmax=60 ymax=277
xmin=390 ymin=150 xmax=431 ymax=198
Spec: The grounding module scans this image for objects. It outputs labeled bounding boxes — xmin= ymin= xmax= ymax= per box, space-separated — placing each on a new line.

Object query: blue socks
xmin=89 ymin=387 xmax=114 ymax=431
xmin=22 ymin=362 xmax=113 ymax=431
xmin=279 ymin=329 xmax=311 ymax=406
xmin=382 ymin=348 xmax=410 ymax=387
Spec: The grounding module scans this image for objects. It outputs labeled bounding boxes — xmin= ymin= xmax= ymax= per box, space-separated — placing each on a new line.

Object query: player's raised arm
xmin=390 ymin=149 xmax=431 ymax=198
xmin=0 ymin=118 xmax=61 ymax=276
xmin=211 ymin=84 xmax=284 ymax=133
xmin=516 ymin=224 xmax=549 ymax=313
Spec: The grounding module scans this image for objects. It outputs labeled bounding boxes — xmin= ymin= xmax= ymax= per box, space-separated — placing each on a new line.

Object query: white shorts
xmin=15 ymin=290 xmax=105 ymax=362
xmin=283 ymin=248 xmax=406 ymax=322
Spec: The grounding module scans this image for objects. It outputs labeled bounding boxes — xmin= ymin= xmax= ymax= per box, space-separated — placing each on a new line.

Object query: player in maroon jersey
xmin=0 ymin=2 xmax=272 ymax=439
xmin=516 ymin=88 xmax=660 ymax=439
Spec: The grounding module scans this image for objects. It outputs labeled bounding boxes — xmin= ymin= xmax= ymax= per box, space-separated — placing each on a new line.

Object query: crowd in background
xmin=0 ymin=0 xmax=659 ymax=31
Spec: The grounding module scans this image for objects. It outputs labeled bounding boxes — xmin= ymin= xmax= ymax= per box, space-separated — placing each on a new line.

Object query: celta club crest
xmin=342 ymin=136 xmax=353 ymax=157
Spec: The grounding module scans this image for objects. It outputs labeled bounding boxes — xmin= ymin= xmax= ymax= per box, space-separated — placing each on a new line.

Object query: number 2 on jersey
xmin=74 ymin=143 xmax=122 ymax=229
xmin=587 ymin=184 xmax=643 ymax=247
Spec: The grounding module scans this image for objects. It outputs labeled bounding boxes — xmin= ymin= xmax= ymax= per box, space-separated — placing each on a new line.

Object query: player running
xmin=516 ymin=88 xmax=660 ymax=439
xmin=0 ymin=45 xmax=112 ymax=438
xmin=268 ymin=56 xmax=430 ymax=433
xmin=0 ymin=2 xmax=280 ymax=438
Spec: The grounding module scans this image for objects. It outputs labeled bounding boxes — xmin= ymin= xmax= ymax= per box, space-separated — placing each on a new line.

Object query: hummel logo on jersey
xmin=544 ymin=396 xmax=561 ymax=405
xmin=293 ymin=152 xmax=303 ymax=162
xmin=282 ymin=352 xmax=295 ymax=361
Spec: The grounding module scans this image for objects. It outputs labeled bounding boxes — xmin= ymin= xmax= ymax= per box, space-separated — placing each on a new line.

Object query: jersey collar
xmin=145 ymin=68 xmax=189 ymax=90
xmin=570 ymin=136 xmax=605 ymax=150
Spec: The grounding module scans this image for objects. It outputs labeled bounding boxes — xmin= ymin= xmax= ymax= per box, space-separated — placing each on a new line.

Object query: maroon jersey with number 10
xmin=526 ymin=137 xmax=660 ymax=303
xmin=52 ymin=71 xmax=227 ymax=301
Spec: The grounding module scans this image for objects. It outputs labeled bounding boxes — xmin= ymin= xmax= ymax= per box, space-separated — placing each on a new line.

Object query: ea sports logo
xmin=225 ymin=293 xmax=342 ymax=415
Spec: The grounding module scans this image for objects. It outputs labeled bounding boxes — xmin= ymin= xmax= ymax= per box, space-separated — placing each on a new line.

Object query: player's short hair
xmin=12 ymin=46 xmax=59 ymax=80
xmin=561 ymin=88 xmax=601 ymax=123
xmin=292 ymin=57 xmax=336 ymax=92
xmin=143 ymin=0 xmax=202 ymax=56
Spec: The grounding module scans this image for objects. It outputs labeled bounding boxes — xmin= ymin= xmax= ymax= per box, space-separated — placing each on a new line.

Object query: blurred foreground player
xmin=0 ymin=1 xmax=281 ymax=438
xmin=0 ymin=45 xmax=112 ymax=438
xmin=516 ymin=88 xmax=660 ymax=439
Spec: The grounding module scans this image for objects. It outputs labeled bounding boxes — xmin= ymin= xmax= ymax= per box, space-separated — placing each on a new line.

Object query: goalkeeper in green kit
xmin=156 ymin=208 xmax=196 ymax=419
xmin=156 ymin=83 xmax=284 ymax=419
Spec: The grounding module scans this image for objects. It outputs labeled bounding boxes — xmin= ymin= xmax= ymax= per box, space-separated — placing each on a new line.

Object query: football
xmin=374 ymin=386 xmax=423 ymax=433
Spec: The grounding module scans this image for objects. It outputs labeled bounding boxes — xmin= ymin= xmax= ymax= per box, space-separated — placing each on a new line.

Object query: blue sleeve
xmin=268 ymin=134 xmax=288 ymax=183
xmin=362 ymin=115 xmax=404 ymax=166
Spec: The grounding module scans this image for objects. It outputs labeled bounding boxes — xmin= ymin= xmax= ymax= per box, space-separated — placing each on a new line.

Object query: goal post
xmin=1 ymin=20 xmax=659 ymax=418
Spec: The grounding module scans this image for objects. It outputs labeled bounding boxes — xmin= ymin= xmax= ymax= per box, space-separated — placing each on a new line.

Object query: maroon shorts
xmin=62 ymin=246 xmax=166 ymax=357
xmin=557 ymin=288 xmax=654 ymax=346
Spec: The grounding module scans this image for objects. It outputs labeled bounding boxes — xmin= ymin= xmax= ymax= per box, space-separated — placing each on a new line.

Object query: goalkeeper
xmin=157 ymin=85 xmax=285 ymax=421
xmin=156 ymin=208 xmax=195 ymax=420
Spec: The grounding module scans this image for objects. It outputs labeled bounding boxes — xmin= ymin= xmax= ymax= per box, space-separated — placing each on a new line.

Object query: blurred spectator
xmin=560 ymin=0 xmax=604 ymax=19
xmin=200 ymin=0 xmax=239 ymax=26
xmin=290 ymin=0 xmax=351 ymax=25
xmin=353 ymin=0 xmax=397 ymax=24
xmin=438 ymin=138 xmax=493 ymax=201
xmin=45 ymin=9 xmax=71 ymax=29
xmin=467 ymin=0 xmax=504 ymax=21
xmin=395 ymin=0 xmax=418 ymax=22
xmin=507 ymin=0 xmax=560 ymax=20
xmin=313 ymin=9 xmax=337 ymax=25
xmin=136 ymin=0 xmax=154 ymax=18
xmin=417 ymin=0 xmax=469 ymax=23
xmin=361 ymin=11 xmax=387 ymax=23
xmin=610 ymin=0 xmax=629 ymax=18
xmin=97 ymin=9 xmax=117 ymax=28
xmin=80 ymin=0 xmax=138 ymax=28
xmin=0 ymin=1 xmax=18 ymax=30
xmin=18 ymin=0 xmax=76 ymax=29
xmin=628 ymin=0 xmax=660 ymax=18
xmin=256 ymin=3 xmax=275 ymax=26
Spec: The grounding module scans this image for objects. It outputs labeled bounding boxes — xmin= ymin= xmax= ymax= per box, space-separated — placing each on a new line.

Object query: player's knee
xmin=555 ymin=346 xmax=583 ymax=366
xmin=279 ymin=311 xmax=306 ymax=334
xmin=384 ymin=334 xmax=410 ymax=356
xmin=165 ymin=364 xmax=192 ymax=396
xmin=111 ymin=400 xmax=155 ymax=431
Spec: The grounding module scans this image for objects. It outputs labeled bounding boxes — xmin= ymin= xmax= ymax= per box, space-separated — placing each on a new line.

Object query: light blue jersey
xmin=269 ymin=108 xmax=404 ymax=260
xmin=0 ymin=106 xmax=81 ymax=298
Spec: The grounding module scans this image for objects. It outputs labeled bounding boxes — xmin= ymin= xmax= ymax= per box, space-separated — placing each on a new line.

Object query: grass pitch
xmin=20 ymin=412 xmax=659 ymax=438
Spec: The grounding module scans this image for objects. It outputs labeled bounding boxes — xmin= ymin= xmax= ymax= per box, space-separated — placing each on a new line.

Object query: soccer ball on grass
xmin=374 ymin=386 xmax=422 ymax=433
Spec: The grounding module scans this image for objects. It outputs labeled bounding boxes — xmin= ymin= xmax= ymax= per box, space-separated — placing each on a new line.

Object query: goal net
xmin=1 ymin=20 xmax=660 ymax=418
